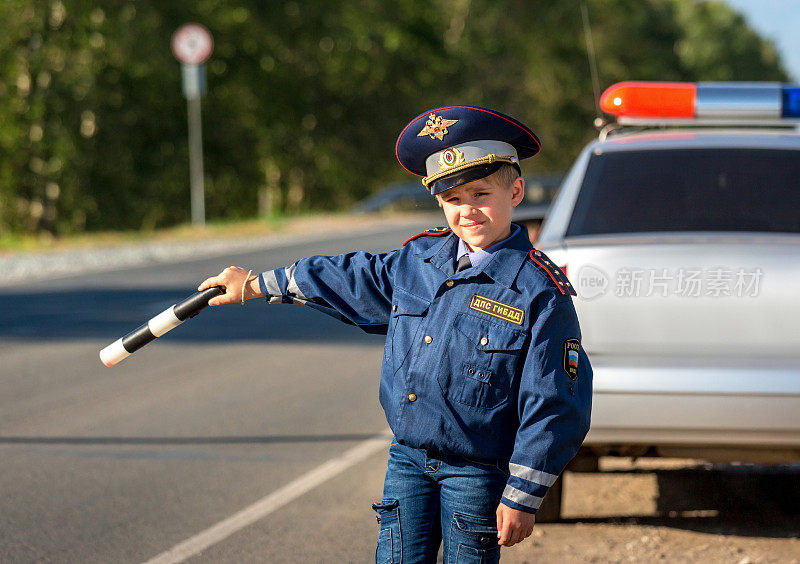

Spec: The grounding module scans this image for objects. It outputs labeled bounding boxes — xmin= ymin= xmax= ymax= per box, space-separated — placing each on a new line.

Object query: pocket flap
xmin=371 ymin=498 xmax=400 ymax=512
xmin=453 ymin=512 xmax=498 ymax=534
xmin=393 ymin=289 xmax=430 ymax=316
xmin=454 ymin=313 xmax=527 ymax=351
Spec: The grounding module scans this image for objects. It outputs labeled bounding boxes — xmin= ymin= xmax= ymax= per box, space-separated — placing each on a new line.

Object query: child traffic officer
xmin=198 ymin=105 xmax=592 ymax=563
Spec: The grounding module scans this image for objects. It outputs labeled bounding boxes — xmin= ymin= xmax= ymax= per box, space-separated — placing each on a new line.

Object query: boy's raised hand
xmin=198 ymin=266 xmax=261 ymax=306
xmin=496 ymin=503 xmax=536 ymax=547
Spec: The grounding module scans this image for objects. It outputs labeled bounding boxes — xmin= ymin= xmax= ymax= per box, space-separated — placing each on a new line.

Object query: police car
xmin=535 ymin=82 xmax=800 ymax=519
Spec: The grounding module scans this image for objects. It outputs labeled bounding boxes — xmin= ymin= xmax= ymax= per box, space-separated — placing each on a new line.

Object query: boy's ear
xmin=510 ymin=176 xmax=525 ymax=207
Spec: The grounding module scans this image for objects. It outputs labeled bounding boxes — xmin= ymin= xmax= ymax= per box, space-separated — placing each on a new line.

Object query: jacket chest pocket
xmin=438 ymin=312 xmax=528 ymax=410
xmin=388 ymin=290 xmax=430 ymax=375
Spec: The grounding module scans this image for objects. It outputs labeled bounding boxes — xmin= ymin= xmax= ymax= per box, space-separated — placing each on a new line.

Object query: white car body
xmin=537 ymin=129 xmax=800 ymax=462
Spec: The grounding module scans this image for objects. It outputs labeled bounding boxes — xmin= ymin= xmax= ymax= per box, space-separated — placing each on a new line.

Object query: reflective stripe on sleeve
xmin=261 ymin=270 xmax=283 ymax=304
xmin=502 ymin=485 xmax=543 ymax=510
xmin=508 ymin=463 xmax=559 ymax=487
xmin=285 ymin=263 xmax=307 ymax=300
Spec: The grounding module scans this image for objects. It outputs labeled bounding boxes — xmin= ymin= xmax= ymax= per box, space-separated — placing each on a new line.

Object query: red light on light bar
xmin=600 ymin=81 xmax=696 ymax=118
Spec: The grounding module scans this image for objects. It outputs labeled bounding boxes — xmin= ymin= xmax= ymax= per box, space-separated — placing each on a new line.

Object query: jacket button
xmin=446 ymin=280 xmax=454 ymax=287
xmin=480 ymin=336 xmax=488 ymax=346
xmin=408 ymin=393 xmax=417 ymax=402
xmin=467 ymin=368 xmax=474 ymax=374
xmin=424 ymin=335 xmax=433 ymax=344
xmin=392 ymin=304 xmax=397 ymax=312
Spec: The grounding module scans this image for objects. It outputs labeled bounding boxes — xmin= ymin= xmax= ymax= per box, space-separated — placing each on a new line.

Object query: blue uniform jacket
xmin=258 ymin=224 xmax=592 ymax=514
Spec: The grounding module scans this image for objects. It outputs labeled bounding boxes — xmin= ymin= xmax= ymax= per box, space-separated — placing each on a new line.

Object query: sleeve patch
xmin=528 ymin=250 xmax=577 ymax=296
xmin=402 ymin=227 xmax=452 ymax=247
xmin=563 ymin=338 xmax=580 ymax=380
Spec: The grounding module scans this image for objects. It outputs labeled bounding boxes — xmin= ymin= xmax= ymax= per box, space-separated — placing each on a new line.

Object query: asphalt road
xmin=0 ymin=223 xmax=432 ymax=563
xmin=3 ymin=222 xmax=799 ymax=564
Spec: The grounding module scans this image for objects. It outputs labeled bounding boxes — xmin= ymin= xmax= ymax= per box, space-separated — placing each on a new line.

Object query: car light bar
xmin=600 ymin=81 xmax=800 ymax=123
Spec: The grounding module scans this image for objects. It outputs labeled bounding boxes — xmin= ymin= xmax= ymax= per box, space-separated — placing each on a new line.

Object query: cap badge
xmin=438 ymin=147 xmax=465 ymax=170
xmin=417 ymin=113 xmax=458 ymax=141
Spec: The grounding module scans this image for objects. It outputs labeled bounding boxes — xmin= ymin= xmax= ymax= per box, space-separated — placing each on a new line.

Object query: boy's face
xmin=436 ymin=174 xmax=525 ymax=251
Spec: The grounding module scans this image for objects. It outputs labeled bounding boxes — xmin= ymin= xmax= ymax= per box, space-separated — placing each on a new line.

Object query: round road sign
xmin=171 ymin=23 xmax=214 ymax=65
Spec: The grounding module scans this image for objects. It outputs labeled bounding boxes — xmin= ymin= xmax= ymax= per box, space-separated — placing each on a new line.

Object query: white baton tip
xmin=99 ymin=338 xmax=130 ymax=367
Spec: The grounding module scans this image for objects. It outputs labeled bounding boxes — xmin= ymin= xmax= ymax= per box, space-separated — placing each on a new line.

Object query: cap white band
xmin=425 ymin=140 xmax=518 ymax=176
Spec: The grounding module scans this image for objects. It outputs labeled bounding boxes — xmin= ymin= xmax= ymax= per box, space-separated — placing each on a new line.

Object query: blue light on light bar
xmin=782 ymin=86 xmax=800 ymax=117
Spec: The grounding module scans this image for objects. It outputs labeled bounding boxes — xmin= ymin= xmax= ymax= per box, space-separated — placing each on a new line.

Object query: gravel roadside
xmin=0 ymin=213 xmax=437 ymax=287
xmin=505 ymin=458 xmax=800 ymax=564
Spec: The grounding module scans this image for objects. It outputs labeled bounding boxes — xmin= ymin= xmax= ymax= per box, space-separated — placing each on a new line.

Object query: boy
xmin=198 ymin=105 xmax=592 ymax=563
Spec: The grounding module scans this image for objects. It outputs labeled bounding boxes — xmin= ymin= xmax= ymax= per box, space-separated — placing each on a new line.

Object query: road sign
xmin=181 ymin=63 xmax=207 ymax=99
xmin=171 ymin=23 xmax=213 ymax=66
xmin=172 ymin=23 xmax=213 ymax=226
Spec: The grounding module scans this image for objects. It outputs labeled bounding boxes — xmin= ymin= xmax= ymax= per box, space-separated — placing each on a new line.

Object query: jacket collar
xmin=416 ymin=223 xmax=532 ymax=288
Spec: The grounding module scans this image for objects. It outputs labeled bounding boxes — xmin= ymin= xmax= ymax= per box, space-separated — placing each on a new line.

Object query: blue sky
xmin=724 ymin=0 xmax=800 ymax=81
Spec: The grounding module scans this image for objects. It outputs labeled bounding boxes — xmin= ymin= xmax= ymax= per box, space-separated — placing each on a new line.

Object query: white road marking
xmin=143 ymin=431 xmax=392 ymax=564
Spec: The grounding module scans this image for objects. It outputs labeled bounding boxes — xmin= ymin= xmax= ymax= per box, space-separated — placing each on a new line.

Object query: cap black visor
xmin=430 ymin=162 xmax=521 ymax=195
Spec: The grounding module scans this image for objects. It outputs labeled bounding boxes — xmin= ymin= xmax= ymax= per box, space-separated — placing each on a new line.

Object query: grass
xmin=0 ymin=209 xmax=437 ymax=255
xmin=0 ymin=212 xmax=339 ymax=254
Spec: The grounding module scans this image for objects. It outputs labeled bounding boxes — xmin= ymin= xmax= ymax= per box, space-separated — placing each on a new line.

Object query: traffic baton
xmin=99 ymin=286 xmax=224 ymax=367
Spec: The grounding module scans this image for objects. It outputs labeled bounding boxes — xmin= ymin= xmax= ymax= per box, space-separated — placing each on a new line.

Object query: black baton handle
xmin=175 ymin=286 xmax=225 ymax=320
xmin=100 ymin=286 xmax=225 ymax=366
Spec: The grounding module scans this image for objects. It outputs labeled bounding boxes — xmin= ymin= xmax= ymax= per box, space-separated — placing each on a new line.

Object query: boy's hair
xmin=435 ymin=164 xmax=521 ymax=205
xmin=489 ymin=163 xmax=521 ymax=189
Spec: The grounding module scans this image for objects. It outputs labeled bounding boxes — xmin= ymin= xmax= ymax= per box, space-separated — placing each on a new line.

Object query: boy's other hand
xmin=198 ymin=266 xmax=261 ymax=306
xmin=496 ymin=503 xmax=535 ymax=547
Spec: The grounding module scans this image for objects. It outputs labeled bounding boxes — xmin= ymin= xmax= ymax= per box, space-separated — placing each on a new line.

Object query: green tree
xmin=0 ymin=0 xmax=790 ymax=236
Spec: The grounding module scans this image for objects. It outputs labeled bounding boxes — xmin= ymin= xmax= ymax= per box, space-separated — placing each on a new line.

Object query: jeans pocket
xmin=372 ymin=498 xmax=401 ymax=564
xmin=456 ymin=543 xmax=500 ymax=563
xmin=448 ymin=512 xmax=500 ymax=564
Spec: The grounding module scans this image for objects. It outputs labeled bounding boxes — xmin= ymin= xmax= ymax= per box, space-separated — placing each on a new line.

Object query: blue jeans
xmin=372 ymin=440 xmax=509 ymax=563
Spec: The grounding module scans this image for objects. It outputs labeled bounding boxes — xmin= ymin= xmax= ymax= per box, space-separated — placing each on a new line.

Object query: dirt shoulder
xmin=0 ymin=212 xmax=439 ymax=286
xmin=504 ymin=458 xmax=800 ymax=564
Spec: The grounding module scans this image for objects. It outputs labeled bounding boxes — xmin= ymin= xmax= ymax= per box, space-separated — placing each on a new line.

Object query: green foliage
xmin=0 ymin=0 xmax=790 ymax=235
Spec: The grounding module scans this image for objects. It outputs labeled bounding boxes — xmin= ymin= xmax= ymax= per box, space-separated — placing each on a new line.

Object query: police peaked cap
xmin=395 ymin=105 xmax=541 ymax=195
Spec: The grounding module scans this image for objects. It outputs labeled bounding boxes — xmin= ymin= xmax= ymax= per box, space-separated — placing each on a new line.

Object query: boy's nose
xmin=460 ymin=203 xmax=478 ymax=216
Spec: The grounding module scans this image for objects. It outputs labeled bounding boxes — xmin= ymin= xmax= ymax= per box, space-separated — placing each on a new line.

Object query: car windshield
xmin=567 ymin=148 xmax=800 ymax=236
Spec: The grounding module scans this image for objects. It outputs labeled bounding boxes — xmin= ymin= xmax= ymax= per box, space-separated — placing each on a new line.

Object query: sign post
xmin=171 ymin=23 xmax=213 ymax=226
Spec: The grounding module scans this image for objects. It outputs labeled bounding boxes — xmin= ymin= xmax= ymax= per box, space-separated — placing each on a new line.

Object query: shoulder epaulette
xmin=402 ymin=227 xmax=452 ymax=247
xmin=528 ymin=249 xmax=577 ymax=296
